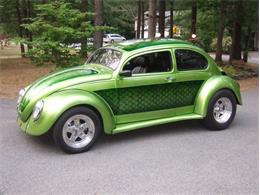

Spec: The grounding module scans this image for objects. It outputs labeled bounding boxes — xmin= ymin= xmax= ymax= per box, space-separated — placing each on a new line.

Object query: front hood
xmin=18 ymin=64 xmax=112 ymax=121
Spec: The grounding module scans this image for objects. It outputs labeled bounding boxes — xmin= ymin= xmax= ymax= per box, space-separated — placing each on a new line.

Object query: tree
xmin=215 ymin=0 xmax=225 ymax=62
xmin=27 ymin=0 xmax=33 ymax=45
xmin=103 ymin=0 xmax=138 ymax=39
xmin=15 ymin=0 xmax=25 ymax=56
xmin=141 ymin=0 xmax=145 ymax=38
xmin=158 ymin=0 xmax=165 ymax=38
xmin=242 ymin=0 xmax=258 ymax=62
xmin=23 ymin=1 xmax=97 ymax=67
xmin=23 ymin=0 xmax=33 ymax=50
xmin=169 ymin=0 xmax=174 ymax=38
xmin=190 ymin=0 xmax=197 ymax=37
xmin=229 ymin=0 xmax=243 ymax=62
xmin=136 ymin=0 xmax=141 ymax=39
xmin=243 ymin=27 xmax=251 ymax=62
xmin=148 ymin=0 xmax=156 ymax=39
xmin=80 ymin=0 xmax=88 ymax=57
xmin=94 ymin=0 xmax=103 ymax=49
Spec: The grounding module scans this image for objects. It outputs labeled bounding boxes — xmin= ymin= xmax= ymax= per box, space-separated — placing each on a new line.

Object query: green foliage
xmin=0 ymin=0 xmax=18 ymax=36
xmin=211 ymin=36 xmax=232 ymax=53
xmin=22 ymin=1 xmax=104 ymax=67
xmin=174 ymin=0 xmax=258 ymax=52
xmin=222 ymin=65 xmax=237 ymax=77
xmin=103 ymin=0 xmax=138 ymax=39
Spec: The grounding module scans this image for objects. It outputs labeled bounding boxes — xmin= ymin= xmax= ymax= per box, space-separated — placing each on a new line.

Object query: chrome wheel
xmin=62 ymin=114 xmax=95 ymax=149
xmin=213 ymin=97 xmax=233 ymax=124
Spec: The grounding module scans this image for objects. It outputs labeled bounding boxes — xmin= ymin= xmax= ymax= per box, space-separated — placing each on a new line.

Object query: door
xmin=115 ymin=49 xmax=178 ymax=124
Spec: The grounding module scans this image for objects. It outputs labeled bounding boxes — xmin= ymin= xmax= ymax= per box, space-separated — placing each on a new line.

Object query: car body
xmin=17 ymin=39 xmax=242 ymax=153
xmin=103 ymin=34 xmax=126 ymax=43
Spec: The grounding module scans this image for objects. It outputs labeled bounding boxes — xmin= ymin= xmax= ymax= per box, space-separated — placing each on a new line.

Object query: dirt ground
xmin=0 ymin=58 xmax=55 ymax=99
xmin=0 ymin=57 xmax=258 ymax=100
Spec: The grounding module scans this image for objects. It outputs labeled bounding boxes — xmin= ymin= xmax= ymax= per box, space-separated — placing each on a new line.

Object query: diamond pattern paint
xmin=96 ymin=81 xmax=203 ymax=115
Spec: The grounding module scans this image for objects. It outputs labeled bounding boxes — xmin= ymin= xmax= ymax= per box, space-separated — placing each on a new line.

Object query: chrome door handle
xmin=165 ymin=77 xmax=175 ymax=82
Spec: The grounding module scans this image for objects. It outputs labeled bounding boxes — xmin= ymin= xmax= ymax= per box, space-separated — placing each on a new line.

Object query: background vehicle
xmin=103 ymin=34 xmax=126 ymax=43
xmin=17 ymin=39 xmax=242 ymax=153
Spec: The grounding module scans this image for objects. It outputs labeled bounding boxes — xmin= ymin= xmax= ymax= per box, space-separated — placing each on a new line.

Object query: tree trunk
xmin=15 ymin=0 xmax=25 ymax=57
xmin=81 ymin=0 xmax=88 ymax=57
xmin=190 ymin=0 xmax=197 ymax=36
xmin=21 ymin=0 xmax=30 ymax=51
xmin=233 ymin=22 xmax=242 ymax=60
xmin=243 ymin=27 xmax=252 ymax=62
xmin=136 ymin=0 xmax=141 ymax=39
xmin=230 ymin=1 xmax=242 ymax=62
xmin=141 ymin=1 xmax=145 ymax=38
xmin=27 ymin=0 xmax=33 ymax=50
xmin=148 ymin=0 xmax=156 ymax=39
xmin=169 ymin=0 xmax=173 ymax=38
xmin=215 ymin=1 xmax=225 ymax=62
xmin=158 ymin=0 xmax=165 ymax=38
xmin=94 ymin=0 xmax=103 ymax=49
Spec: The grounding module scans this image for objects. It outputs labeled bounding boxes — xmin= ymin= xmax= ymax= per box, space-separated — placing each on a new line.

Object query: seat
xmin=131 ymin=56 xmax=147 ymax=74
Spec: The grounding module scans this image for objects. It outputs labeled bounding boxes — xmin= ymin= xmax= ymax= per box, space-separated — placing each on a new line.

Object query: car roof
xmin=106 ymin=34 xmax=121 ymax=36
xmin=109 ymin=39 xmax=194 ymax=52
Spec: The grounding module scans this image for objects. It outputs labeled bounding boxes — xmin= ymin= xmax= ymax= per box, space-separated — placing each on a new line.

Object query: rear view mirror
xmin=119 ymin=70 xmax=132 ymax=77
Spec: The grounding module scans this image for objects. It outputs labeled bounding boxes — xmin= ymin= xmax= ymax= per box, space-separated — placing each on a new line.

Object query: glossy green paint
xmin=18 ymin=65 xmax=112 ymax=122
xmin=21 ymin=90 xmax=115 ymax=135
xmin=194 ymin=75 xmax=242 ymax=117
xmin=17 ymin=39 xmax=242 ymax=136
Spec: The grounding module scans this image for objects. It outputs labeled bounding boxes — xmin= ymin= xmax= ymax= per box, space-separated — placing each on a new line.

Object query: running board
xmin=112 ymin=113 xmax=203 ymax=134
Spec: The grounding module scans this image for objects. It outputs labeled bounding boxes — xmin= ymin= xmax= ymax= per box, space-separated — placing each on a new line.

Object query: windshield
xmin=87 ymin=48 xmax=122 ymax=70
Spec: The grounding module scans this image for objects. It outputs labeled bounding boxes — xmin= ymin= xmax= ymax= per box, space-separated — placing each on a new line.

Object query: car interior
xmin=123 ymin=51 xmax=172 ymax=74
xmin=175 ymin=49 xmax=208 ymax=70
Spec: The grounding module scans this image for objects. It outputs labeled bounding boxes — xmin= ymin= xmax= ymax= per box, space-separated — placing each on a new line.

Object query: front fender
xmin=24 ymin=89 xmax=116 ymax=135
xmin=194 ymin=75 xmax=242 ymax=117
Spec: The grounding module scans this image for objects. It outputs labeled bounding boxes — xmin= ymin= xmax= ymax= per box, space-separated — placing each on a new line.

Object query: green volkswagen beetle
xmin=17 ymin=39 xmax=242 ymax=153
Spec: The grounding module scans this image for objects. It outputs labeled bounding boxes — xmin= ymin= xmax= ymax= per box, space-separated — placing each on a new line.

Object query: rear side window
xmin=175 ymin=49 xmax=208 ymax=71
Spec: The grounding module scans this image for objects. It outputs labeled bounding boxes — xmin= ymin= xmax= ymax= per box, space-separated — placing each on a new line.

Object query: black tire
xmin=53 ymin=106 xmax=102 ymax=154
xmin=202 ymin=89 xmax=237 ymax=130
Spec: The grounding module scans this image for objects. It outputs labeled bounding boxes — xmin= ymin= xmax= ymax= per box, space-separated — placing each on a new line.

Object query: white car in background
xmin=103 ymin=34 xmax=126 ymax=43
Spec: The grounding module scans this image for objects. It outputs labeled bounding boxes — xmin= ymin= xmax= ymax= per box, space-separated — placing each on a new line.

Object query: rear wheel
xmin=53 ymin=106 xmax=101 ymax=154
xmin=202 ymin=89 xmax=237 ymax=130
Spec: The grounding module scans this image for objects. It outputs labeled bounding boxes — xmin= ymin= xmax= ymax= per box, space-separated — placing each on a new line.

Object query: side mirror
xmin=119 ymin=70 xmax=132 ymax=77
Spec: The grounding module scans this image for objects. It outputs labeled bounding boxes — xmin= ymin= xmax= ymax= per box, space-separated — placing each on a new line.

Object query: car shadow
xmin=24 ymin=130 xmax=59 ymax=154
xmin=94 ymin=120 xmax=204 ymax=150
xmin=26 ymin=120 xmax=205 ymax=154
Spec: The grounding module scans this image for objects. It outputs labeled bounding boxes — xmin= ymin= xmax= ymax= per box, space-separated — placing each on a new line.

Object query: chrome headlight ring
xmin=32 ymin=100 xmax=44 ymax=121
xmin=17 ymin=88 xmax=26 ymax=105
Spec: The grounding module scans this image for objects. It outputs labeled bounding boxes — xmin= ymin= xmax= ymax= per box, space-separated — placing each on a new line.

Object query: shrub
xmin=210 ymin=36 xmax=232 ymax=54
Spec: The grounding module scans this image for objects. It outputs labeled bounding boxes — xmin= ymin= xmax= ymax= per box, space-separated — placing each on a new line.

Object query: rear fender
xmin=194 ymin=76 xmax=242 ymax=117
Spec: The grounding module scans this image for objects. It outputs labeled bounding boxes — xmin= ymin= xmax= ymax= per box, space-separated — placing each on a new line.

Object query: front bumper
xmin=17 ymin=116 xmax=28 ymax=133
xmin=17 ymin=115 xmax=49 ymax=136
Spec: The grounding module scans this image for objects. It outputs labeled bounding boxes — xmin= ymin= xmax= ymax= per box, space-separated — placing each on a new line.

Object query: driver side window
xmin=123 ymin=51 xmax=172 ymax=74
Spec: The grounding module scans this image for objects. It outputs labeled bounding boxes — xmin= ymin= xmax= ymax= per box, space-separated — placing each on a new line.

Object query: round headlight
xmin=32 ymin=100 xmax=44 ymax=121
xmin=17 ymin=88 xmax=25 ymax=104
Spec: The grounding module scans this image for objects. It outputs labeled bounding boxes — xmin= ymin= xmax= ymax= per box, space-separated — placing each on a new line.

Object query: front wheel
xmin=202 ymin=89 xmax=237 ymax=130
xmin=53 ymin=106 xmax=102 ymax=154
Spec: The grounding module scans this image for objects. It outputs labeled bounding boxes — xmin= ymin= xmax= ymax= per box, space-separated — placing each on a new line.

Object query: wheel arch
xmin=25 ymin=89 xmax=116 ymax=136
xmin=194 ymin=76 xmax=242 ymax=117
